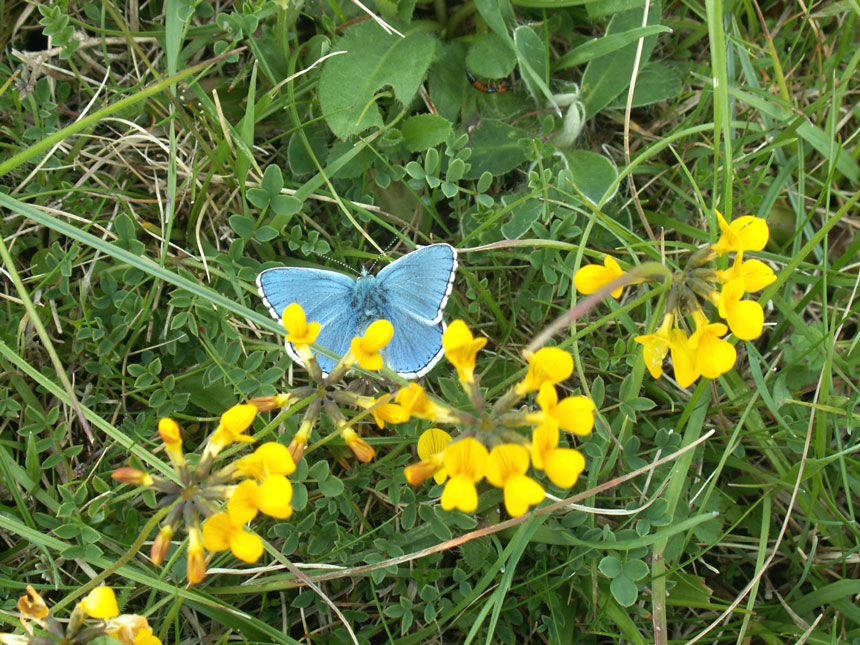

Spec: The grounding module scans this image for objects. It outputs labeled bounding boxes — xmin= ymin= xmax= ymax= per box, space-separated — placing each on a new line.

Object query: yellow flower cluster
xmin=574 ymin=211 xmax=776 ymax=388
xmin=402 ymin=326 xmax=596 ymax=517
xmin=277 ymin=304 xmax=398 ymax=463
xmin=1 ymin=585 xmax=160 ymax=645
xmin=112 ymin=404 xmax=296 ymax=584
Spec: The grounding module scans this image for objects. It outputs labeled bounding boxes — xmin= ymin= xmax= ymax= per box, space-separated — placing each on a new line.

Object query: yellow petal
xmin=229 ymin=527 xmax=264 ymax=563
xmin=417 ymin=428 xmax=452 ymax=461
xmin=530 ymin=423 xmax=559 ymax=470
xmin=80 ymin=586 xmax=119 ymax=619
xmin=669 ymin=329 xmax=700 ymax=388
xmin=220 ymin=404 xmax=258 ymax=439
xmin=573 ymin=255 xmax=625 ymax=298
xmin=255 ymin=442 xmax=296 ymax=477
xmin=360 ymin=319 xmax=394 ymax=352
xmin=442 ymin=438 xmax=488 ymax=481
xmin=517 ymin=347 xmax=574 ymax=394
xmin=553 ymin=395 xmax=595 ymax=436
xmin=543 ymin=448 xmax=585 ymax=488
xmin=440 ymin=474 xmax=479 ymax=512
xmin=201 ymin=513 xmax=234 ymax=552
xmin=696 ymin=333 xmax=737 ymax=379
xmin=739 ymin=259 xmax=776 ymax=292
xmin=257 ymin=475 xmax=293 ymax=518
xmin=503 ymin=474 xmax=545 ymax=517
xmin=485 ymin=444 xmax=530 ymax=488
xmin=228 ymin=479 xmax=260 ymax=525
xmin=157 ymin=417 xmax=181 ymax=444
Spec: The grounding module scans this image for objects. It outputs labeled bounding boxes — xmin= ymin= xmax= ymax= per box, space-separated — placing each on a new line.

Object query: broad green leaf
xmin=599 ymin=555 xmax=622 ymax=578
xmin=319 ymin=21 xmax=436 ymax=139
xmin=562 ymin=150 xmax=619 ymax=205
xmin=501 ymin=197 xmax=542 ymax=239
xmin=581 ymin=1 xmax=664 ymax=117
xmin=606 ymin=61 xmax=683 ymax=108
xmin=429 ymin=41 xmax=469 ymax=123
xmin=260 ymin=164 xmax=284 ymax=196
xmin=402 ymin=114 xmax=452 ymax=152
xmin=466 ymin=32 xmax=516 ymax=78
xmin=462 ymin=119 xmax=527 ymax=179
xmin=513 ymin=25 xmax=556 ymax=111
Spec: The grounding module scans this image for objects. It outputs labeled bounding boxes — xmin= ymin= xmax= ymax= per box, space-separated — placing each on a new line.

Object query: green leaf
xmin=513 ymin=25 xmax=555 ymax=110
xmin=319 ymin=21 xmax=437 ymax=139
xmin=402 ymin=114 xmax=452 ymax=152
xmin=581 ymin=2 xmax=664 ymax=118
xmin=610 ymin=574 xmax=639 ymax=607
xmin=623 ymin=558 xmax=650 ymax=581
xmin=606 ymin=61 xmax=683 ymax=108
xmin=246 ymin=188 xmax=271 ymax=209
xmin=319 ymin=476 xmax=344 ymax=497
xmin=501 ymin=197 xmax=541 ymax=239
xmin=229 ymin=214 xmax=256 ymax=239
xmin=561 ymin=150 xmax=619 ymax=205
xmin=261 ymin=164 xmax=284 ymax=196
xmin=462 ymin=119 xmax=527 ymax=179
xmin=270 ymin=195 xmax=303 ymax=217
xmin=555 ymin=26 xmax=673 ymax=70
xmin=428 ymin=42 xmax=469 ymax=123
xmin=599 ymin=555 xmax=622 ymax=578
xmin=466 ymin=32 xmax=516 ymax=78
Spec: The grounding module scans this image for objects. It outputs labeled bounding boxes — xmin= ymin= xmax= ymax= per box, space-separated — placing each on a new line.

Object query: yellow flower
xmin=530 ymin=424 xmax=586 ymax=489
xmin=712 ymin=210 xmax=769 ymax=255
xmin=202 ymin=512 xmax=264 ymax=563
xmin=718 ymin=278 xmax=764 ymax=340
xmin=485 ymin=444 xmax=545 ymax=517
xmin=516 ymin=347 xmax=574 ymax=395
xmin=111 ymin=467 xmax=154 ymax=487
xmin=350 ymin=319 xmax=394 ymax=370
xmin=528 ymin=383 xmax=595 ymax=436
xmin=396 ymin=383 xmax=444 ymax=421
xmin=248 ymin=392 xmax=294 ymax=411
xmin=634 ymin=313 xmax=674 ymax=379
xmin=187 ymin=526 xmax=207 ymax=584
xmin=440 ymin=438 xmax=488 ymax=512
xmin=157 ymin=417 xmax=181 ymax=445
xmin=282 ymin=303 xmax=321 ymax=346
xmin=105 ymin=614 xmax=162 ymax=645
xmin=209 ymin=404 xmax=258 ymax=453
xmin=234 ymin=442 xmax=296 ymax=481
xmin=442 ymin=320 xmax=487 ymax=383
xmin=79 ymin=586 xmax=119 ymax=620
xmin=342 ymin=427 xmax=376 ymax=462
xmin=228 ymin=475 xmax=293 ymax=524
xmin=359 ymin=396 xmax=409 ymax=429
xmin=667 ymin=328 xmax=700 ymax=388
xmin=404 ymin=428 xmax=451 ymax=486
xmin=134 ymin=627 xmax=162 ymax=645
xmin=288 ymin=420 xmax=313 ymax=463
xmin=573 ymin=255 xmax=625 ymax=298
xmin=716 ymin=251 xmax=776 ymax=292
xmin=150 ymin=526 xmax=173 ymax=566
xmin=689 ymin=310 xmax=736 ymax=379
xmin=17 ymin=585 xmax=49 ymax=620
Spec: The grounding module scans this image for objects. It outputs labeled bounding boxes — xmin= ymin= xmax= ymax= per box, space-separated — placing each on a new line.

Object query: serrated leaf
xmin=319 ymin=21 xmax=436 ymax=139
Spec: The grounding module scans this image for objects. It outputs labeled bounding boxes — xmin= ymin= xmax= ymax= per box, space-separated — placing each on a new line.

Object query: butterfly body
xmin=257 ymin=244 xmax=457 ymax=378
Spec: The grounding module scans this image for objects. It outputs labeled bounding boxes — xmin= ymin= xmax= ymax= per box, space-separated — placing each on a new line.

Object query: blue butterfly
xmin=257 ymin=244 xmax=457 ymax=378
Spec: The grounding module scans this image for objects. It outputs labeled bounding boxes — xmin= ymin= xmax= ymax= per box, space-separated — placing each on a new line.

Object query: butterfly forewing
xmin=376 ymin=244 xmax=457 ymax=324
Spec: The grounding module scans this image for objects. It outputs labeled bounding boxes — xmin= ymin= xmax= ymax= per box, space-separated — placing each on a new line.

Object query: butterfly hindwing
xmin=380 ymin=306 xmax=446 ymax=378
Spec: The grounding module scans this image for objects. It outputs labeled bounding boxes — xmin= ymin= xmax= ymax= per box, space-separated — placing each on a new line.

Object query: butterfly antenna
xmin=310 ymin=250 xmax=358 ymax=276
xmin=368 ymin=232 xmax=408 ymax=272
